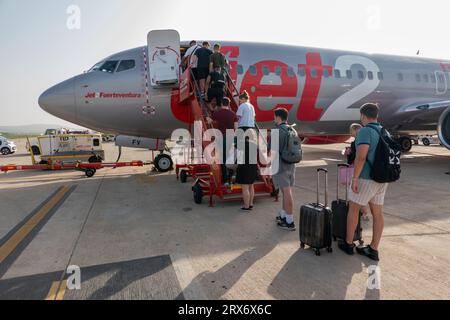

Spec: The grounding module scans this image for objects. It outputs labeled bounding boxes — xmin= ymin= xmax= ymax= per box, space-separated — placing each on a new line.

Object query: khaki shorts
xmin=348 ymin=178 xmax=388 ymax=206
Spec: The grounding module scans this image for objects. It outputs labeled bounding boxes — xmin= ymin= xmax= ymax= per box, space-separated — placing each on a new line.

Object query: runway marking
xmin=0 ymin=186 xmax=71 ymax=264
xmin=45 ymin=280 xmax=67 ymax=300
xmin=171 ymin=253 xmax=207 ymax=300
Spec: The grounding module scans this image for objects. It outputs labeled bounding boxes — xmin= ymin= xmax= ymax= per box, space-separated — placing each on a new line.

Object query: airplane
xmin=38 ymin=29 xmax=450 ymax=172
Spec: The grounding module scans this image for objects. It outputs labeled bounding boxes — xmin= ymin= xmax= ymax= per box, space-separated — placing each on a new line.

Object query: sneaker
xmin=277 ymin=220 xmax=296 ymax=231
xmin=240 ymin=207 xmax=252 ymax=212
xmin=338 ymin=240 xmax=355 ymax=255
xmin=356 ymin=245 xmax=380 ymax=261
xmin=276 ymin=215 xmax=285 ymax=223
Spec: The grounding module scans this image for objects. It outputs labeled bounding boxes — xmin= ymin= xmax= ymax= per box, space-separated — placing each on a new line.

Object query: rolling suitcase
xmin=331 ymin=164 xmax=364 ymax=245
xmin=299 ymin=168 xmax=333 ymax=256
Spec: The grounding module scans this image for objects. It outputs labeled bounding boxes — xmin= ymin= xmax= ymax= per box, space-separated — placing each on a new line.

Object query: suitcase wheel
xmin=300 ymin=242 xmax=305 ymax=249
xmin=327 ymin=247 xmax=333 ymax=253
xmin=314 ymin=249 xmax=321 ymax=256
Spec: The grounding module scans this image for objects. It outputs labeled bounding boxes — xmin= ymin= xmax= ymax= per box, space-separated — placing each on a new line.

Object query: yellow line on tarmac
xmin=45 ymin=280 xmax=67 ymax=300
xmin=0 ymin=186 xmax=70 ymax=264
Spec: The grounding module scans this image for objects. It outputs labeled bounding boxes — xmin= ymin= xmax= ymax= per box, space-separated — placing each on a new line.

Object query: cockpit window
xmin=88 ymin=61 xmax=104 ymax=72
xmin=98 ymin=60 xmax=119 ymax=73
xmin=116 ymin=60 xmax=136 ymax=72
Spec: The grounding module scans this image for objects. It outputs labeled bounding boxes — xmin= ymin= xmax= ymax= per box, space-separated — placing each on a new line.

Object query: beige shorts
xmin=348 ymin=178 xmax=388 ymax=206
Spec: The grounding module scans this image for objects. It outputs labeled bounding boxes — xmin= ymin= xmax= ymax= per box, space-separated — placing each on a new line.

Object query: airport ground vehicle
xmin=0 ymin=136 xmax=17 ymax=155
xmin=28 ymin=133 xmax=105 ymax=164
xmin=102 ymin=134 xmax=115 ymax=142
xmin=0 ymin=160 xmax=145 ymax=177
xmin=419 ymin=135 xmax=441 ymax=146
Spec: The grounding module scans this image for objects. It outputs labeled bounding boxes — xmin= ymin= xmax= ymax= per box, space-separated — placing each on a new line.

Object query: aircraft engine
xmin=438 ymin=107 xmax=450 ymax=150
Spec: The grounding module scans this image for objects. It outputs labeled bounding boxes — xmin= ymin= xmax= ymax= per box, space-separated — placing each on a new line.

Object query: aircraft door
xmin=435 ymin=70 xmax=447 ymax=95
xmin=147 ymin=30 xmax=181 ymax=87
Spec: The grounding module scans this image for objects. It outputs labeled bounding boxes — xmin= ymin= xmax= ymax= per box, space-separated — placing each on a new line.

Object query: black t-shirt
xmin=210 ymin=71 xmax=226 ymax=89
xmin=195 ymin=47 xmax=213 ymax=69
xmin=347 ymin=141 xmax=356 ymax=165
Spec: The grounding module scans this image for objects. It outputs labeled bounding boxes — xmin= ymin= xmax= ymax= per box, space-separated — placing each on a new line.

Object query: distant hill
xmin=0 ymin=124 xmax=85 ymax=135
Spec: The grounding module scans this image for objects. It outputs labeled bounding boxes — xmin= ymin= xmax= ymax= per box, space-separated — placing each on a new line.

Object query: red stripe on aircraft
xmin=297 ymin=53 xmax=332 ymax=121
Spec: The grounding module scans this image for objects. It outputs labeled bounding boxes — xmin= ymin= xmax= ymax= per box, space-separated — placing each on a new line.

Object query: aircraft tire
xmin=398 ymin=136 xmax=412 ymax=152
xmin=154 ymin=154 xmax=173 ymax=172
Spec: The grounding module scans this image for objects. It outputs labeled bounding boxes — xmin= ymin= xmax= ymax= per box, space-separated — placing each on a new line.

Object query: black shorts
xmin=197 ymin=68 xmax=209 ymax=80
xmin=191 ymin=68 xmax=198 ymax=80
xmin=236 ymin=164 xmax=258 ymax=185
xmin=207 ymin=88 xmax=224 ymax=106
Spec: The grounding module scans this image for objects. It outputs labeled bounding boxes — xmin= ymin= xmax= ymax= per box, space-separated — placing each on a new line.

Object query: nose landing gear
xmin=153 ymin=153 xmax=173 ymax=172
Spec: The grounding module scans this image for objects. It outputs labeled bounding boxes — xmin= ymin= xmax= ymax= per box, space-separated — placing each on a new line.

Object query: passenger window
xmin=116 ymin=60 xmax=135 ymax=72
xmin=430 ymin=74 xmax=436 ymax=83
xmin=377 ymin=72 xmax=384 ymax=80
xmin=334 ymin=69 xmax=341 ymax=78
xmin=346 ymin=70 xmax=352 ymax=79
xmin=298 ymin=67 xmax=306 ymax=77
xmin=438 ymin=74 xmax=445 ymax=83
xmin=397 ymin=73 xmax=404 ymax=81
xmin=237 ymin=64 xmax=244 ymax=75
xmin=323 ymin=69 xmax=330 ymax=78
xmin=367 ymin=71 xmax=373 ymax=80
xmin=423 ymin=74 xmax=429 ymax=83
xmin=93 ymin=139 xmax=100 ymax=147
xmin=415 ymin=74 xmax=421 ymax=82
xmin=99 ymin=60 xmax=119 ymax=73
xmin=310 ymin=68 xmax=317 ymax=78
xmin=275 ymin=66 xmax=282 ymax=76
xmin=358 ymin=70 xmax=365 ymax=80
xmin=262 ymin=66 xmax=269 ymax=76
xmin=249 ymin=65 xmax=257 ymax=76
xmin=287 ymin=67 xmax=295 ymax=77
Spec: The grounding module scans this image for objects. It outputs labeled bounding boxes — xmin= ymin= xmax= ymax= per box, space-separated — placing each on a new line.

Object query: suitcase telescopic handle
xmin=316 ymin=168 xmax=328 ymax=207
xmin=337 ymin=164 xmax=349 ymax=201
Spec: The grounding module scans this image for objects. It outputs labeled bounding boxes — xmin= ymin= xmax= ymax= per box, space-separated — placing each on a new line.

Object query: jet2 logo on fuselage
xmin=84 ymin=92 xmax=142 ymax=99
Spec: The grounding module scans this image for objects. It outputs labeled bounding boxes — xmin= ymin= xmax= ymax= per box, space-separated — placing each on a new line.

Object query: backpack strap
xmin=361 ymin=124 xmax=384 ymax=169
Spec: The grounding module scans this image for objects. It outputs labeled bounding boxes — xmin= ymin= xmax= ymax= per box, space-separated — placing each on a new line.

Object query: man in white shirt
xmin=182 ymin=40 xmax=201 ymax=79
xmin=236 ymin=90 xmax=256 ymax=130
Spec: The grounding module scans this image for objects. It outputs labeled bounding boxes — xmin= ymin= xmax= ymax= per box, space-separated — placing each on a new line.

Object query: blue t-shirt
xmin=355 ymin=122 xmax=382 ymax=180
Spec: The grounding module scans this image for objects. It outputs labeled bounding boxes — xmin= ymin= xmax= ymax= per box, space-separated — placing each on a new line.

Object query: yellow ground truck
xmin=28 ymin=133 xmax=105 ymax=165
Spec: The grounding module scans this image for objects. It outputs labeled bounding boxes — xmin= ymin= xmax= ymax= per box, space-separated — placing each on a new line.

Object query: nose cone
xmin=39 ymin=78 xmax=76 ymax=122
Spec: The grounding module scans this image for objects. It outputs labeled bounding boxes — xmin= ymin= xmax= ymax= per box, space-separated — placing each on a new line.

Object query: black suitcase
xmin=299 ymin=168 xmax=333 ymax=256
xmin=331 ymin=164 xmax=364 ymax=245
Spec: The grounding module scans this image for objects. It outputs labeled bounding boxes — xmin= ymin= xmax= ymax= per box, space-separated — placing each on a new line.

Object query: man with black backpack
xmin=338 ymin=103 xmax=401 ymax=261
xmin=273 ymin=108 xmax=302 ymax=231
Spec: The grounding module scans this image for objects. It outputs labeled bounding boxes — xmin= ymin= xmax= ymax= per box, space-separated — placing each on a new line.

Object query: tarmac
xmin=0 ymin=138 xmax=449 ymax=300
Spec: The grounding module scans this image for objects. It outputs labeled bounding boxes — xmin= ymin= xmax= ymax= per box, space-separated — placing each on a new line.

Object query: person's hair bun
xmin=239 ymin=90 xmax=250 ymax=100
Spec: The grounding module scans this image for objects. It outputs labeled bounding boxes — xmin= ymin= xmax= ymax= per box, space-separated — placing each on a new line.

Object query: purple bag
xmin=339 ymin=165 xmax=354 ymax=186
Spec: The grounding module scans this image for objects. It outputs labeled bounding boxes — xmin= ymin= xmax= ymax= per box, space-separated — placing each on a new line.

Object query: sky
xmin=1 ymin=0 xmax=450 ymax=126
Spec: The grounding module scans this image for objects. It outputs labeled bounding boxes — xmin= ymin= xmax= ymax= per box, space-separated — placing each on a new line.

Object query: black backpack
xmin=366 ymin=125 xmax=401 ymax=183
